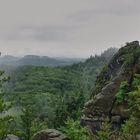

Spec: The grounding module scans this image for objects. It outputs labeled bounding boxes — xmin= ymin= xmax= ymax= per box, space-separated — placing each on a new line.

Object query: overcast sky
xmin=0 ymin=0 xmax=140 ymax=58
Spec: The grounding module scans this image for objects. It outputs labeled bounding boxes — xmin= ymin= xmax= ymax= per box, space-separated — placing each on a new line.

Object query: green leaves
xmin=116 ymin=81 xmax=129 ymax=103
xmin=13 ymin=104 xmax=48 ymax=140
xmin=0 ymin=70 xmax=13 ymax=139
xmin=120 ymin=77 xmax=140 ymax=138
xmin=96 ymin=119 xmax=112 ymax=140
xmin=60 ymin=119 xmax=91 ymax=140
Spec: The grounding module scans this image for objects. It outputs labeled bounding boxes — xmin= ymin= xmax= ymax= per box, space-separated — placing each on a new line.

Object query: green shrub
xmin=59 ymin=118 xmax=91 ymax=140
xmin=121 ymin=86 xmax=140 ymax=139
xmin=116 ymin=81 xmax=129 ymax=103
xmin=0 ymin=70 xmax=13 ymax=140
xmin=95 ymin=118 xmax=113 ymax=140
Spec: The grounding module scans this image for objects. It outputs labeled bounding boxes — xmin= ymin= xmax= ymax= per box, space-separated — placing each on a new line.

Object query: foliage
xmin=59 ymin=118 xmax=91 ymax=140
xmin=121 ymin=117 xmax=138 ymax=139
xmin=20 ymin=106 xmax=33 ymax=140
xmin=123 ymin=45 xmax=140 ymax=68
xmin=120 ymin=76 xmax=140 ymax=139
xmin=116 ymin=81 xmax=129 ymax=103
xmin=95 ymin=118 xmax=113 ymax=140
xmin=1 ymin=47 xmax=118 ymax=137
xmin=0 ymin=70 xmax=12 ymax=140
xmin=14 ymin=105 xmax=48 ymax=140
xmin=0 ymin=108 xmax=13 ymax=140
xmin=93 ymin=65 xmax=110 ymax=96
xmin=121 ymin=91 xmax=140 ymax=139
xmin=4 ymin=50 xmax=110 ymax=129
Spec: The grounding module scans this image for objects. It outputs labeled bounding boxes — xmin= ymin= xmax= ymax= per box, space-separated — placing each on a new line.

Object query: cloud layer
xmin=0 ymin=0 xmax=140 ymax=57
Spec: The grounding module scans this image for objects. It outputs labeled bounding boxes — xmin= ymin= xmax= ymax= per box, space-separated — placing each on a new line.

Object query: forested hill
xmin=1 ymin=47 xmax=117 ymax=139
xmin=0 ymin=55 xmax=84 ymax=67
xmin=5 ymin=47 xmax=117 ymax=94
xmin=0 ymin=47 xmax=117 ymax=71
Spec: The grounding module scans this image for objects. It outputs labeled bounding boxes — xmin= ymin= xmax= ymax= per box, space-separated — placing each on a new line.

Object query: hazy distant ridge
xmin=0 ymin=55 xmax=85 ymax=67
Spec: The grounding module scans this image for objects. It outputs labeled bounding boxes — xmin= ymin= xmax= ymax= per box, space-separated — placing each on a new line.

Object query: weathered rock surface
xmin=82 ymin=41 xmax=140 ymax=133
xmin=5 ymin=134 xmax=20 ymax=140
xmin=32 ymin=129 xmax=69 ymax=140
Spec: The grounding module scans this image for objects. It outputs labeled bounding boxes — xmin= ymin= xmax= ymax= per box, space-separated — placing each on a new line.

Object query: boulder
xmin=5 ymin=134 xmax=20 ymax=140
xmin=32 ymin=129 xmax=69 ymax=140
xmin=111 ymin=115 xmax=121 ymax=123
xmin=136 ymin=135 xmax=140 ymax=140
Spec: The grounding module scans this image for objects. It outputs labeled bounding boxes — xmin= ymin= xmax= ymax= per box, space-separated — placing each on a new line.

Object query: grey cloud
xmin=68 ymin=0 xmax=140 ymax=23
xmin=0 ymin=0 xmax=140 ymax=58
xmin=3 ymin=24 xmax=80 ymax=42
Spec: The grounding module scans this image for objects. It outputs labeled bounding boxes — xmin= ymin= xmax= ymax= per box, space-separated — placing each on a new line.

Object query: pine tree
xmin=0 ymin=70 xmax=12 ymax=140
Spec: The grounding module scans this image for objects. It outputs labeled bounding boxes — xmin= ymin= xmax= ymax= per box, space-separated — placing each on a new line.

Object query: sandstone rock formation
xmin=82 ymin=41 xmax=140 ymax=133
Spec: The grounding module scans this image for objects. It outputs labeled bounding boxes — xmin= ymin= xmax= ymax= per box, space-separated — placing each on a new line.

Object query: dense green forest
xmin=2 ymin=43 xmax=140 ymax=140
xmin=0 ymin=48 xmax=117 ymax=139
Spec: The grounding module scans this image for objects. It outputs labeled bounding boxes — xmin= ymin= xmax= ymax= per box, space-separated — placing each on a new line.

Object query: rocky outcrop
xmin=5 ymin=134 xmax=20 ymax=140
xmin=82 ymin=41 xmax=140 ymax=133
xmin=32 ymin=129 xmax=69 ymax=140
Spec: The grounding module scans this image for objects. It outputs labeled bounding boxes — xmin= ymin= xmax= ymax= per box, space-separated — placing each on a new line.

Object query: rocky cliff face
xmin=82 ymin=41 xmax=140 ymax=133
